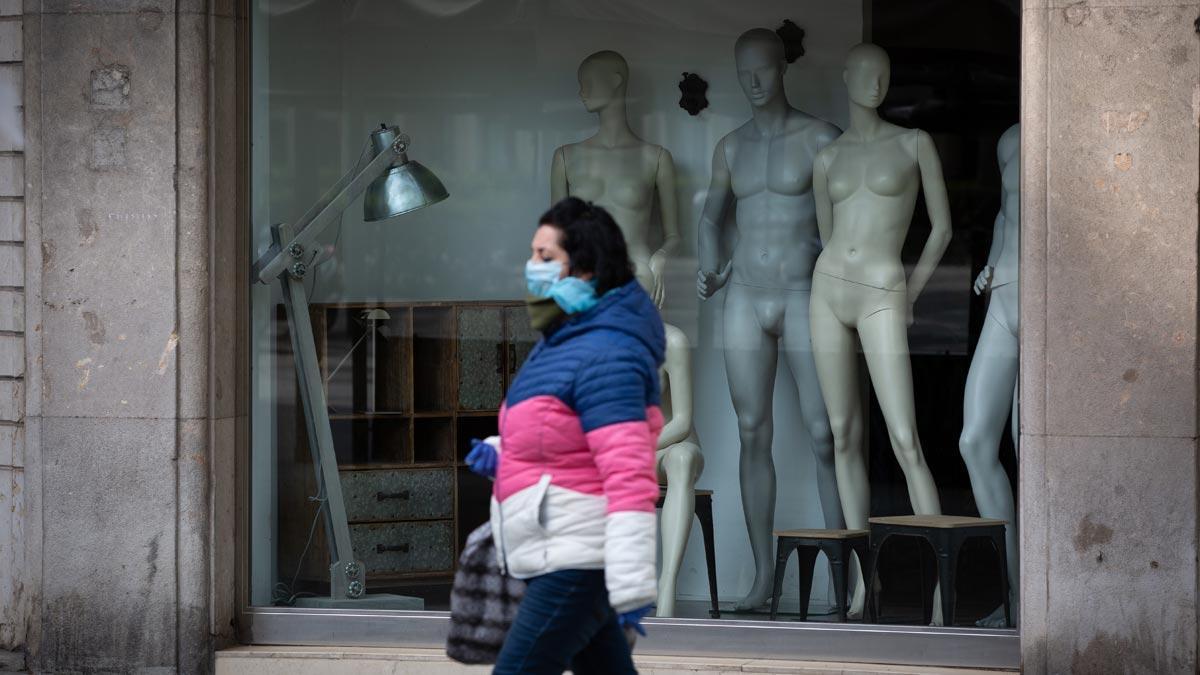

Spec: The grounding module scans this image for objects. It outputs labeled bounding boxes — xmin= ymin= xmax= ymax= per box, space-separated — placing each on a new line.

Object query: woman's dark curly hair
xmin=538 ymin=197 xmax=634 ymax=295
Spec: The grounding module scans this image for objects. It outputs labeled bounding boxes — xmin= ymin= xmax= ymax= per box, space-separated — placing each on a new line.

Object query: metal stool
xmin=769 ymin=529 xmax=870 ymax=622
xmin=865 ymin=515 xmax=1010 ymax=627
xmin=656 ymin=487 xmax=720 ymax=618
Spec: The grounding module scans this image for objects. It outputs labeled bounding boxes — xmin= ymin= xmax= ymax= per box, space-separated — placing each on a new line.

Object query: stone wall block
xmin=38 ymin=12 xmax=177 ymax=419
xmin=1044 ymin=5 xmax=1199 ymax=438
xmin=37 ymin=417 xmax=177 ymax=673
xmin=0 ymin=380 xmax=22 ymax=422
xmin=0 ymin=64 xmax=23 ymax=153
xmin=0 ymin=201 xmax=23 ymax=241
xmin=1043 ymin=435 xmax=1197 ymax=674
xmin=0 ymin=334 xmax=21 ymax=377
xmin=0 ymin=289 xmax=22 ymax=332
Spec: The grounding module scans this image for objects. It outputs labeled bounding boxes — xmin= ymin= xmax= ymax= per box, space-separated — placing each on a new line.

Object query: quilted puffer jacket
xmin=490 ymin=279 xmax=665 ymax=613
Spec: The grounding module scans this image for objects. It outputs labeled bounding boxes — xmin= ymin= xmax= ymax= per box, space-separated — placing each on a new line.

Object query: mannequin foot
xmin=733 ymin=577 xmax=773 ymax=611
xmin=929 ymin=584 xmax=944 ymax=626
xmin=846 ymin=583 xmax=866 ymax=620
xmin=976 ymin=595 xmax=1018 ymax=628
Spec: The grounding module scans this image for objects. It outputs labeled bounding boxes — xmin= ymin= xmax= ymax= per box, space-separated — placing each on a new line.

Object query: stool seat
xmin=866 ymin=515 xmax=1011 ymax=627
xmin=775 ymin=528 xmax=869 ymax=539
xmin=869 ymin=515 xmax=1007 ymax=529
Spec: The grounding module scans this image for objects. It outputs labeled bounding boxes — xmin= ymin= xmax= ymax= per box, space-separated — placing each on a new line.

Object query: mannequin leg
xmin=856 ymin=307 xmax=944 ymax=624
xmin=809 ymin=289 xmax=868 ymax=616
xmin=655 ymin=442 xmax=704 ymax=617
xmin=723 ymin=286 xmax=780 ymax=610
xmin=959 ymin=312 xmax=1019 ymax=627
xmin=856 ymin=309 xmax=942 ymax=515
xmin=782 ymin=290 xmax=845 ymax=530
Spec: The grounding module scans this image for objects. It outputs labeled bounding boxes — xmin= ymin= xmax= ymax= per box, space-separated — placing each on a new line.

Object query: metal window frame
xmin=233 ymin=1 xmax=1021 ymax=670
xmin=238 ymin=607 xmax=1018 ymax=670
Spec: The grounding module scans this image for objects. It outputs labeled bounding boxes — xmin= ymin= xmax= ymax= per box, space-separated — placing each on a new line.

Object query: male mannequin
xmin=552 ymin=50 xmax=680 ymax=302
xmin=960 ymin=122 xmax=1020 ymax=628
xmin=655 ymin=315 xmax=704 ymax=618
xmin=810 ymin=43 xmax=950 ymax=620
xmin=696 ymin=28 xmax=845 ymax=610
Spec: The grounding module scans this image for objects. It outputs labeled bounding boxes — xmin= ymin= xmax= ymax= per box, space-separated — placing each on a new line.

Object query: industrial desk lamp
xmin=252 ymin=125 xmax=448 ymax=607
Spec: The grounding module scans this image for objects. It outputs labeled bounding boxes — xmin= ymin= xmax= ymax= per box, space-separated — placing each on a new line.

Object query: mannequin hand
xmin=973 ymin=266 xmax=994 ymax=296
xmin=618 ymin=605 xmax=653 ymax=637
xmin=465 ymin=437 xmax=500 ymax=478
xmin=697 ymin=262 xmax=733 ymax=300
xmin=649 ymin=252 xmax=668 ymax=309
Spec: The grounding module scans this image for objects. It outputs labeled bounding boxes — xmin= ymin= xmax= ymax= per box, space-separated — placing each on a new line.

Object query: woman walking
xmin=466 ymin=197 xmax=664 ymax=674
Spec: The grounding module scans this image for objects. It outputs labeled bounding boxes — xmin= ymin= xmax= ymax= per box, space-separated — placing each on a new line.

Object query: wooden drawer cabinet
xmin=278 ymin=300 xmax=536 ymax=590
xmin=342 ymin=467 xmax=454 ymax=523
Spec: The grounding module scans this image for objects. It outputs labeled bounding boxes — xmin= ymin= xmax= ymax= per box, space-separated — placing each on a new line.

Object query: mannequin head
xmin=734 ymin=29 xmax=787 ymax=108
xmin=843 ymin=43 xmax=890 ymax=110
xmin=578 ymin=51 xmax=629 ymax=113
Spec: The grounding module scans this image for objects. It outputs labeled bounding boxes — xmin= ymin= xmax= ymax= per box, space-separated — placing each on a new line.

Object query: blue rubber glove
xmin=617 ymin=605 xmax=653 ymax=637
xmin=465 ymin=437 xmax=498 ymax=478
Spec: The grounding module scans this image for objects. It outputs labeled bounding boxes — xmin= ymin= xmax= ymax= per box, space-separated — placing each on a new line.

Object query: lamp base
xmin=292 ymin=593 xmax=425 ymax=610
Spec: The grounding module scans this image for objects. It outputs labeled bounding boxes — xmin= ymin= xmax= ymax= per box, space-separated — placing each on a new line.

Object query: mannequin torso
xmin=554 ymin=140 xmax=669 ymax=286
xmin=815 ymin=125 xmax=924 ymax=291
xmin=724 ymin=111 xmax=836 ymax=289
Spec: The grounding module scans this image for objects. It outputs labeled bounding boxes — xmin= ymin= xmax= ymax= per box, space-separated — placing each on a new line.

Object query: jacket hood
xmin=545 ymin=280 xmax=665 ymax=366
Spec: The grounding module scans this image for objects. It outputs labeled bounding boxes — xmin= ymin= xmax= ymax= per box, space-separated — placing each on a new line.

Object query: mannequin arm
xmin=906 ymin=131 xmax=952 ymax=308
xmin=650 ymin=149 xmax=682 ymax=305
xmin=697 ymin=138 xmax=733 ymax=298
xmin=985 ymin=211 xmax=1005 ymax=269
xmin=550 ymin=146 xmax=568 ymax=203
xmin=813 ymin=149 xmax=833 ymax=245
xmin=657 ymin=331 xmax=693 ymax=449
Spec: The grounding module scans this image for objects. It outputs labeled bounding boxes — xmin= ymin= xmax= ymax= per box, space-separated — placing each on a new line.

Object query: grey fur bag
xmin=445 ymin=521 xmax=526 ymax=665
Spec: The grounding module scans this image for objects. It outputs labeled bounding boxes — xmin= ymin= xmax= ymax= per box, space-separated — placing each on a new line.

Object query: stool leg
xmin=993 ymin=531 xmax=1012 ymax=628
xmin=918 ymin=540 xmax=932 ymax=625
xmin=697 ymin=497 xmax=720 ymax=618
xmin=934 ymin=533 xmax=963 ymax=627
xmin=865 ymin=534 xmax=889 ymax=623
xmin=770 ymin=540 xmax=792 ymax=621
xmin=796 ymin=546 xmax=820 ymax=622
xmin=827 ymin=543 xmax=850 ymax=623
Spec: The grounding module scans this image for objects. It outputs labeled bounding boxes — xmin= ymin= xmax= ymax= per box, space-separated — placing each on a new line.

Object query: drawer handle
xmin=376 ymin=543 xmax=410 ymax=554
xmin=376 ymin=490 xmax=411 ymax=502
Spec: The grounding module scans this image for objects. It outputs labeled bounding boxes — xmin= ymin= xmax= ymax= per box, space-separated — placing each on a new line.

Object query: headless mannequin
xmin=810 ymin=43 xmax=950 ymax=621
xmin=552 ymin=50 xmax=681 ymax=303
xmin=961 ymin=122 xmax=1020 ymax=628
xmin=696 ymin=29 xmax=845 ymax=610
xmin=655 ymin=317 xmax=704 ymax=617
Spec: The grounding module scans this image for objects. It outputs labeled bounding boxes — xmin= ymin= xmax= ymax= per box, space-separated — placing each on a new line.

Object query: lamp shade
xmin=363 ymin=126 xmax=448 ymax=222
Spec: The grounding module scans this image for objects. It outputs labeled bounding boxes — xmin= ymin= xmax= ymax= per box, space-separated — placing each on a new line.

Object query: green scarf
xmin=525 ymin=294 xmax=567 ymax=332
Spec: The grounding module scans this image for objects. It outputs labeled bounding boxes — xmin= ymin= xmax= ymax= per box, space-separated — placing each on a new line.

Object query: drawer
xmin=341 ymin=467 xmax=453 ymax=523
xmin=352 ymin=520 xmax=455 ymax=575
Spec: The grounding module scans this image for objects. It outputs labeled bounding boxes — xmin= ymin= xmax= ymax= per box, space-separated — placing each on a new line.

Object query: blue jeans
xmin=493 ymin=569 xmax=637 ymax=675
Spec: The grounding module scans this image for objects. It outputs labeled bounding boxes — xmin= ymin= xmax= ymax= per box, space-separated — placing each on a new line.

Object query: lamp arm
xmin=252 ymin=138 xmax=400 ymax=284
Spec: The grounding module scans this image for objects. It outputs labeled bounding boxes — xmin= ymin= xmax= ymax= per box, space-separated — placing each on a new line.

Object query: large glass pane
xmin=249 ymin=0 xmax=1020 ymax=633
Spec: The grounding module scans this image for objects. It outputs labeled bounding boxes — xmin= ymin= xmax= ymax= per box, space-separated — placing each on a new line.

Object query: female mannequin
xmin=810 ymin=43 xmax=951 ymax=620
xmin=960 ymin=122 xmax=1020 ymax=628
xmin=552 ymin=50 xmax=681 ymax=302
xmin=655 ymin=315 xmax=704 ymax=617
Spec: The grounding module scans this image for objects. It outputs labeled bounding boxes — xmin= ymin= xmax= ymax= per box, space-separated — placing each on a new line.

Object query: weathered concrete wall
xmin=20 ymin=1 xmax=243 ymax=672
xmin=1021 ymin=2 xmax=1200 ymax=673
xmin=0 ymin=0 xmax=27 ymax=661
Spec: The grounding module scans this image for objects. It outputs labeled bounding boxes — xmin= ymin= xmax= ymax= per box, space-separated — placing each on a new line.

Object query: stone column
xmin=21 ymin=1 xmax=242 ymax=672
xmin=1021 ymin=2 xmax=1199 ymax=673
xmin=0 ymin=0 xmax=28 ymax=667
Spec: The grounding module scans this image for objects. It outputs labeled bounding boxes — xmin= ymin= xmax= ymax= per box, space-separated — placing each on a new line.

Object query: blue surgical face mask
xmin=525 ymin=259 xmax=564 ymax=298
xmin=549 ymin=276 xmax=599 ymax=314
